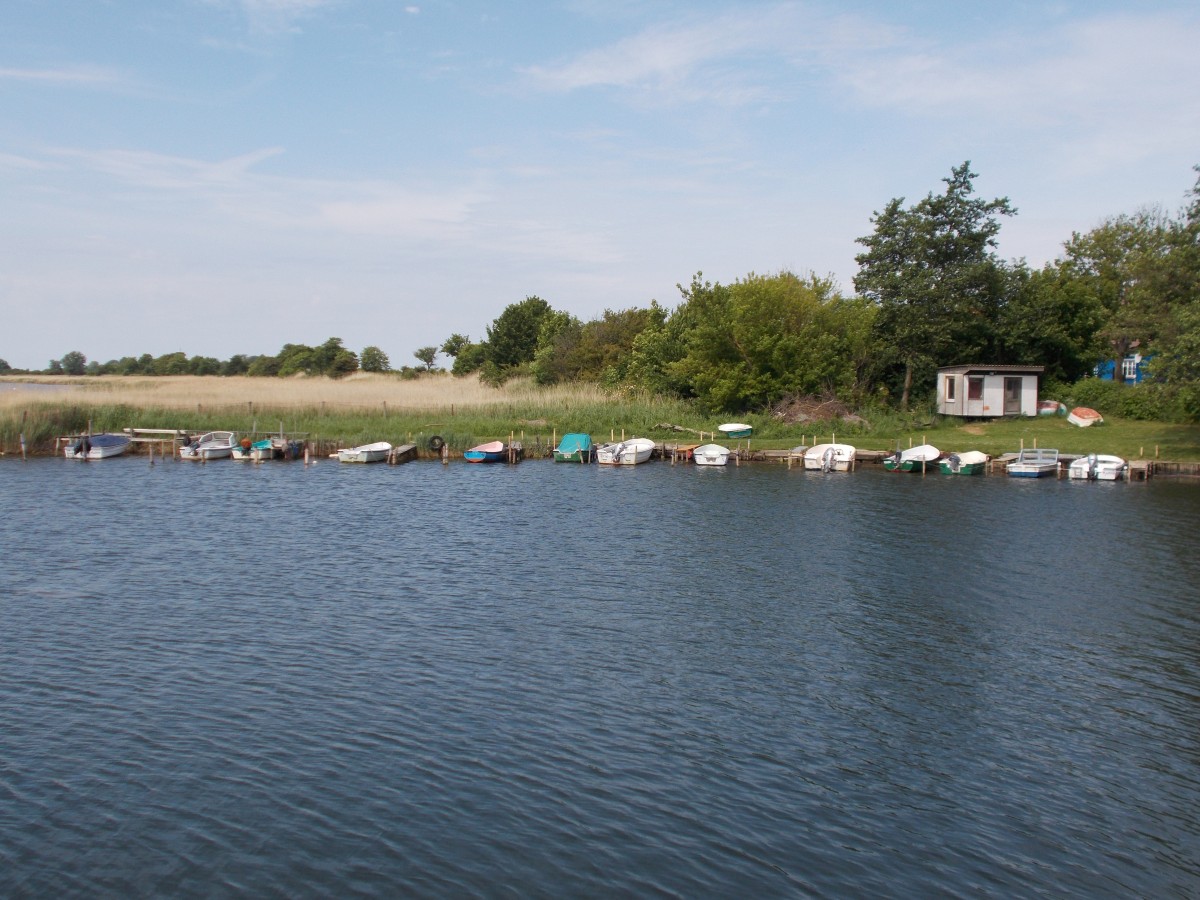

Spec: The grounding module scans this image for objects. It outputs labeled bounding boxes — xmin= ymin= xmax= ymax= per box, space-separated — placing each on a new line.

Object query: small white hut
xmin=937 ymin=364 xmax=1043 ymax=418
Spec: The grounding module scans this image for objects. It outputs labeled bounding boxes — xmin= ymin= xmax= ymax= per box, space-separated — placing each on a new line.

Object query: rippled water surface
xmin=2 ymin=457 xmax=1199 ymax=897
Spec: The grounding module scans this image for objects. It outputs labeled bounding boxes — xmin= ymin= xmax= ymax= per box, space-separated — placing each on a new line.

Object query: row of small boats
xmin=880 ymin=443 xmax=1129 ymax=480
xmin=60 ymin=430 xmax=1130 ymax=480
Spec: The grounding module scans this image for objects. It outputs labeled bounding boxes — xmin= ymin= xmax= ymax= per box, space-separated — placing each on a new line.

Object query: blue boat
xmin=554 ymin=433 xmax=593 ymax=462
xmin=464 ymin=440 xmax=507 ymax=463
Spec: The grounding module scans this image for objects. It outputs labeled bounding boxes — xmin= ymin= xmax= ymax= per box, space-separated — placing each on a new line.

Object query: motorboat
xmin=1068 ymin=453 xmax=1128 ymax=481
xmin=595 ymin=437 xmax=655 ymax=465
xmin=883 ymin=444 xmax=941 ymax=472
xmin=63 ymin=432 xmax=131 ymax=460
xmin=693 ymin=443 xmax=731 ymax=466
xmin=939 ymin=450 xmax=988 ymax=476
xmin=802 ymin=443 xmax=856 ymax=472
xmin=179 ymin=431 xmax=237 ymax=460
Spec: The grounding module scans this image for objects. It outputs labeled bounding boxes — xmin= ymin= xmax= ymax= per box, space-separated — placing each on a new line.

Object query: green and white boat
xmin=883 ymin=444 xmax=941 ymax=472
xmin=939 ymin=450 xmax=988 ymax=476
xmin=554 ymin=433 xmax=593 ymax=463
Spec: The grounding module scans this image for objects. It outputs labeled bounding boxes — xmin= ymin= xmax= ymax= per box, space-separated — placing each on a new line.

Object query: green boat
xmin=883 ymin=444 xmax=941 ymax=472
xmin=554 ymin=432 xmax=593 ymax=463
xmin=939 ymin=450 xmax=989 ymax=475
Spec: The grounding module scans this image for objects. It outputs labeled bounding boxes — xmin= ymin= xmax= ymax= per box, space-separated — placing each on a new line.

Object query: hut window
xmin=968 ymin=377 xmax=984 ymax=400
xmin=945 ymin=376 xmax=956 ymax=402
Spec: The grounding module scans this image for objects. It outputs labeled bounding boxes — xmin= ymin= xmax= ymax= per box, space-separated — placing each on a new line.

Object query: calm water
xmin=1 ymin=457 xmax=1198 ymax=898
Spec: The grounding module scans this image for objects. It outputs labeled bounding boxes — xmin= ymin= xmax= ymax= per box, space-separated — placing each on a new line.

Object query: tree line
xmin=10 ymin=161 xmax=1199 ymax=419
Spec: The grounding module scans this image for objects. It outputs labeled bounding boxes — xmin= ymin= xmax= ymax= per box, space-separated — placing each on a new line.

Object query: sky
xmin=2 ymin=0 xmax=1198 ymax=371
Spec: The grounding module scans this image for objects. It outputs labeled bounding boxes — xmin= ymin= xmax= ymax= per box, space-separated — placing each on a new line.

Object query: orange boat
xmin=1067 ymin=407 xmax=1104 ymax=427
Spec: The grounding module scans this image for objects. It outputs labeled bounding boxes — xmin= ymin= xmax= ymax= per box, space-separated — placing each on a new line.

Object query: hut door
xmin=1003 ymin=378 xmax=1022 ymax=415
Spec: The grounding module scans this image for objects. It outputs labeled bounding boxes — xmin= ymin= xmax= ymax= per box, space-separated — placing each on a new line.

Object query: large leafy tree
xmin=1059 ymin=209 xmax=1173 ymax=382
xmin=532 ymin=306 xmax=669 ymax=387
xmin=360 ymin=346 xmax=390 ymax=372
xmin=639 ymin=271 xmax=874 ymax=412
xmin=995 ymin=262 xmax=1106 ymax=382
xmin=59 ymin=350 xmax=88 ymax=375
xmin=485 ymin=296 xmax=554 ymax=371
xmin=1146 ymin=167 xmax=1200 ymax=384
xmin=854 ymin=161 xmax=1015 ymax=408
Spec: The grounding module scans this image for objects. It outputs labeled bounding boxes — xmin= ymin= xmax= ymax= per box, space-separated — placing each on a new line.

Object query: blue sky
xmin=2 ymin=0 xmax=1198 ymax=370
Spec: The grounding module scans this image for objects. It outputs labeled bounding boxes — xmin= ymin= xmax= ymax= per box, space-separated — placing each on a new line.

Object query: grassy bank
xmin=3 ymin=373 xmax=1199 ymax=461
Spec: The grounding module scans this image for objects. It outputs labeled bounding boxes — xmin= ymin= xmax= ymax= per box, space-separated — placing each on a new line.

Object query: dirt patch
xmin=770 ymin=394 xmax=866 ymax=425
xmin=961 ymin=424 xmax=986 ymax=435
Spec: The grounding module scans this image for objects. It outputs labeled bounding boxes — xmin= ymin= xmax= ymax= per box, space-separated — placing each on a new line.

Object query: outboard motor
xmin=947 ymin=453 xmax=961 ymax=473
xmin=822 ymin=446 xmax=836 ymax=473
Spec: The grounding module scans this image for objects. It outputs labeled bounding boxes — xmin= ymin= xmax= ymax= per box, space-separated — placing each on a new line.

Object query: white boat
xmin=336 ymin=441 xmax=392 ymax=463
xmin=63 ymin=432 xmax=131 ymax=460
xmin=939 ymin=450 xmax=989 ymax=476
xmin=883 ymin=444 xmax=941 ymax=472
xmin=1006 ymin=448 xmax=1060 ymax=478
xmin=802 ymin=443 xmax=856 ymax=472
xmin=179 ymin=431 xmax=237 ymax=460
xmin=595 ymin=437 xmax=655 ymax=465
xmin=718 ymin=423 xmax=752 ymax=439
xmin=1068 ymin=453 xmax=1128 ymax=481
xmin=693 ymin=443 xmax=731 ymax=466
xmin=1068 ymin=407 xmax=1103 ymax=427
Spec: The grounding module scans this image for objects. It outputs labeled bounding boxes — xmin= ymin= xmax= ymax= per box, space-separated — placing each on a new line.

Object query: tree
xmin=855 ymin=161 xmax=1015 ymax=408
xmin=1060 ymin=209 xmax=1173 ymax=383
xmin=658 ymin=271 xmax=874 ymax=411
xmin=221 ymin=355 xmax=252 ymax=376
xmin=190 ymin=356 xmax=221 ymax=376
xmin=995 ymin=262 xmax=1106 ymax=383
xmin=440 ymin=334 xmax=471 ymax=358
xmin=485 ymin=296 xmax=554 ymax=371
xmin=0 ymin=358 xmax=11 ymax=374
xmin=413 ymin=347 xmax=438 ymax=371
xmin=60 ymin=351 xmax=88 ymax=376
xmin=360 ymin=346 xmax=391 ymax=372
xmin=312 ymin=337 xmax=358 ymax=377
xmin=153 ymin=352 xmax=190 ymax=375
xmin=450 ymin=342 xmax=487 ymax=376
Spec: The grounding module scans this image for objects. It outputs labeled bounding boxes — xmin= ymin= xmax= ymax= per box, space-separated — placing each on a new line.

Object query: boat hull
xmin=554 ymin=433 xmax=593 ymax=463
xmin=1068 ymin=454 xmax=1128 ymax=481
xmin=939 ymin=451 xmax=988 ymax=476
xmin=883 ymin=444 xmax=940 ymax=472
xmin=1068 ymin=407 xmax=1103 ymax=427
xmin=718 ymin=423 xmax=752 ymax=439
xmin=465 ymin=440 xmax=506 ymax=463
xmin=337 ymin=442 xmax=392 ymax=463
xmin=63 ymin=433 xmax=131 ymax=460
xmin=179 ymin=431 xmax=237 ymax=461
xmin=802 ymin=443 xmax=855 ymax=472
xmin=693 ymin=443 xmax=730 ymax=466
xmin=596 ymin=438 xmax=655 ymax=465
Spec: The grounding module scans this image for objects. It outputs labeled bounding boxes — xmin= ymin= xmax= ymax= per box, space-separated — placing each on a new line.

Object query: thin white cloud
xmin=519 ymin=5 xmax=895 ymax=105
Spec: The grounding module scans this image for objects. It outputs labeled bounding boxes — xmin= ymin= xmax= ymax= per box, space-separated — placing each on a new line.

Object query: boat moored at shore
xmin=63 ymin=432 xmax=132 ymax=460
xmin=596 ymin=437 xmax=655 ymax=466
xmin=179 ymin=431 xmax=237 ymax=461
xmin=1006 ymin=448 xmax=1060 ymax=477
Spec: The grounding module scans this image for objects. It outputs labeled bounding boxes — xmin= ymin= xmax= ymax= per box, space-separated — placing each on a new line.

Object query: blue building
xmin=1094 ymin=353 xmax=1148 ymax=383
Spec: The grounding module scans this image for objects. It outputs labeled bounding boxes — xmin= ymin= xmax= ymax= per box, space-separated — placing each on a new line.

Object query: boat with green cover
xmin=554 ymin=433 xmax=593 ymax=462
